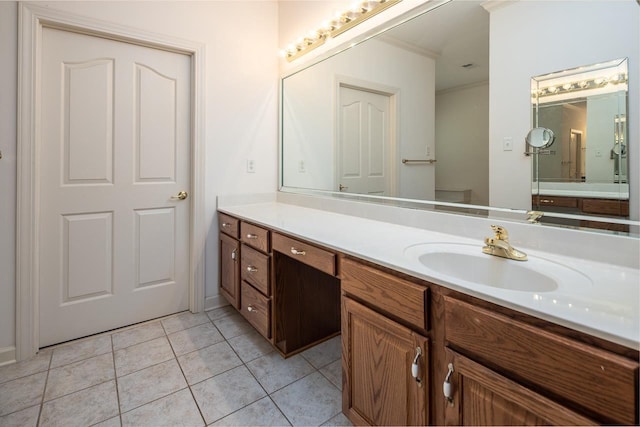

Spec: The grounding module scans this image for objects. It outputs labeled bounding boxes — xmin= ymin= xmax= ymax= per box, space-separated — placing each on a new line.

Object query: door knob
xmin=171 ymin=191 xmax=188 ymax=200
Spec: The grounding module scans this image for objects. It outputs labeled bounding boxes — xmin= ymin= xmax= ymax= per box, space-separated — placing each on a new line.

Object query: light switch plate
xmin=503 ymin=137 xmax=513 ymax=151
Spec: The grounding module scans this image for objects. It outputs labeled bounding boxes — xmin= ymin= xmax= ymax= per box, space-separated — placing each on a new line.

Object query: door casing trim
xmin=17 ymin=2 xmax=206 ymax=360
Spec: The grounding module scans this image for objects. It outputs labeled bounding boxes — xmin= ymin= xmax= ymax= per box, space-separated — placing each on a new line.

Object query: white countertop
xmin=532 ymin=182 xmax=630 ymax=199
xmin=219 ymin=202 xmax=640 ymax=350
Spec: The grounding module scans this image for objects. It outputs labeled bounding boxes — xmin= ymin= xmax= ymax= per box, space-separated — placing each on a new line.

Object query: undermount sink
xmin=404 ymin=242 xmax=592 ymax=293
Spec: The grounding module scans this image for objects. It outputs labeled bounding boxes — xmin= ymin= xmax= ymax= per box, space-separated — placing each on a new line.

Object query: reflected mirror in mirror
xmin=280 ymin=0 xmax=639 ymax=234
xmin=531 ymin=58 xmax=630 ymax=231
xmin=526 ymin=127 xmax=555 ymax=149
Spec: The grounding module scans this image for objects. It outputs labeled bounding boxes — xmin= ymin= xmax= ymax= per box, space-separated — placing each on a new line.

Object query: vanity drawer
xmin=444 ymin=297 xmax=638 ymax=425
xmin=218 ymin=213 xmax=239 ymax=238
xmin=582 ymin=198 xmax=629 ymax=216
xmin=535 ymin=195 xmax=578 ymax=208
xmin=241 ymin=222 xmax=270 ymax=253
xmin=241 ymin=281 xmax=271 ymax=339
xmin=272 ymin=233 xmax=336 ymax=276
xmin=341 ymin=258 xmax=428 ymax=331
xmin=241 ymin=245 xmax=270 ymax=296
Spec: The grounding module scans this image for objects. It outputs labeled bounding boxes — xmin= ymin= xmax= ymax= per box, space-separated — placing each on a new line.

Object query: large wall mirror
xmin=281 ymin=0 xmax=639 ymax=235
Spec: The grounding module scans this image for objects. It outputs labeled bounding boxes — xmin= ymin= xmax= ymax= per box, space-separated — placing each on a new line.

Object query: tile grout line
xmin=220 ymin=323 xmax=293 ymax=426
xmin=114 ymin=318 xmax=202 ymax=419
xmin=109 ymin=334 xmax=123 ymax=427
xmin=163 ymin=313 xmax=208 ymax=426
xmin=34 ymin=354 xmax=119 ymax=411
xmin=197 ymin=309 xmax=302 ymax=425
xmin=34 ymin=350 xmax=53 ymax=427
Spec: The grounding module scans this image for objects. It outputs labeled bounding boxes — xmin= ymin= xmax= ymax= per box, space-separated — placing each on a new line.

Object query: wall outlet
xmin=426 ymin=146 xmax=431 ymax=157
xmin=298 ymin=160 xmax=306 ymax=173
xmin=503 ymin=137 xmax=513 ymax=151
xmin=246 ymin=159 xmax=256 ymax=173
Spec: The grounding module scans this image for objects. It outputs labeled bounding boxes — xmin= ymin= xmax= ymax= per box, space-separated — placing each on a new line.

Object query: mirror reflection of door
xmin=337 ymin=85 xmax=394 ymax=196
xmin=569 ymin=129 xmax=584 ymax=180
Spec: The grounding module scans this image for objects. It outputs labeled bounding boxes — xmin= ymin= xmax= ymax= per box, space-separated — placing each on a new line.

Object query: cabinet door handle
xmin=247 ymin=305 xmax=257 ymax=313
xmin=411 ymin=347 xmax=422 ymax=387
xmin=246 ymin=266 xmax=258 ymax=273
xmin=231 ymin=248 xmax=237 ymax=261
xmin=443 ymin=363 xmax=454 ymax=405
xmin=290 ymin=247 xmax=306 ymax=256
xmin=246 ymin=233 xmax=258 ymax=239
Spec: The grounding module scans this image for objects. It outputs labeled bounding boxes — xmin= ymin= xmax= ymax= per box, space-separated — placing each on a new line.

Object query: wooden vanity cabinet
xmin=239 ymin=221 xmax=272 ymax=340
xmin=443 ymin=296 xmax=639 ymax=425
xmin=218 ymin=213 xmax=240 ymax=309
xmin=272 ymin=232 xmax=341 ymax=356
xmin=341 ymin=257 xmax=638 ymax=426
xmin=444 ymin=349 xmax=594 ymax=425
xmin=341 ymin=258 xmax=430 ymax=426
xmin=218 ymin=212 xmax=341 ymax=355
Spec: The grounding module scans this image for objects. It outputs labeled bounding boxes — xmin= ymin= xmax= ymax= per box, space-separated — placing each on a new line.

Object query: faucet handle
xmin=490 ymin=225 xmax=509 ymax=241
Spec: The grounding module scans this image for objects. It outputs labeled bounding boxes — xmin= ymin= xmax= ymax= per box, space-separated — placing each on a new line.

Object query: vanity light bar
xmin=532 ymin=73 xmax=628 ymax=98
xmin=281 ymin=0 xmax=401 ymax=62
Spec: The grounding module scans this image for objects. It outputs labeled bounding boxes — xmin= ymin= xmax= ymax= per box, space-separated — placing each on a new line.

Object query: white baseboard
xmin=204 ymin=295 xmax=229 ymax=311
xmin=0 ymin=346 xmax=17 ymax=366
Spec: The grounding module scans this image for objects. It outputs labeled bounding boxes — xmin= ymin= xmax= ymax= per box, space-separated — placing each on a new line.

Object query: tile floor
xmin=0 ymin=307 xmax=352 ymax=427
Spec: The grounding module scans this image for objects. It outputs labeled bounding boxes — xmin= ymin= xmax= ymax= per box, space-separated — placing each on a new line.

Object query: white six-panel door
xmin=338 ymin=86 xmax=392 ymax=196
xmin=38 ymin=27 xmax=191 ymax=347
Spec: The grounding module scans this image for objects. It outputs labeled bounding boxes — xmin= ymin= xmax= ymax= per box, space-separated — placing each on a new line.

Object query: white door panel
xmin=135 ymin=208 xmax=176 ymax=288
xmin=39 ymin=27 xmax=191 ymax=347
xmin=62 ymin=212 xmax=113 ymax=302
xmin=64 ymin=59 xmax=114 ymax=184
xmin=136 ymin=64 xmax=178 ymax=182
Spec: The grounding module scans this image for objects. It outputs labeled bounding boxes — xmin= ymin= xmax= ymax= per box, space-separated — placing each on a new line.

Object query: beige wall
xmin=435 ymin=82 xmax=489 ymax=206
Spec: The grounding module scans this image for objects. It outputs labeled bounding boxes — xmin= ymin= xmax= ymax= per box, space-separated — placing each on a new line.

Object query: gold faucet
xmin=526 ymin=210 xmax=544 ymax=224
xmin=482 ymin=225 xmax=528 ymax=261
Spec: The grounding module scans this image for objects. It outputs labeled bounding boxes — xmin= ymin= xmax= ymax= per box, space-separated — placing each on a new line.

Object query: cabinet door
xmin=443 ymin=349 xmax=594 ymax=426
xmin=219 ymin=233 xmax=240 ymax=309
xmin=342 ymin=297 xmax=428 ymax=426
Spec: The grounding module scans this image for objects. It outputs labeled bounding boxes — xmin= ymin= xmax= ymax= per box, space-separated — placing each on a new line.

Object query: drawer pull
xmin=247 ymin=305 xmax=257 ymax=313
xmin=540 ymin=199 xmax=554 ymax=204
xmin=411 ymin=347 xmax=422 ymax=387
xmin=246 ymin=233 xmax=258 ymax=239
xmin=443 ymin=363 xmax=454 ymax=405
xmin=222 ymin=222 xmax=232 ymax=228
xmin=290 ymin=247 xmax=306 ymax=256
xmin=246 ymin=266 xmax=258 ymax=273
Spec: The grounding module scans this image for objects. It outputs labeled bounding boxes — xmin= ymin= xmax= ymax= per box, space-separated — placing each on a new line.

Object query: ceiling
xmin=381 ymin=0 xmax=490 ymax=92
